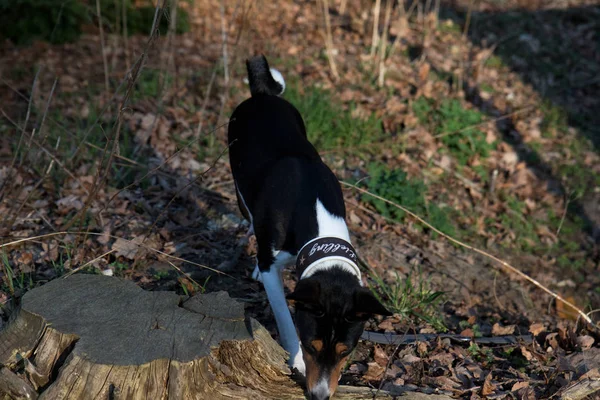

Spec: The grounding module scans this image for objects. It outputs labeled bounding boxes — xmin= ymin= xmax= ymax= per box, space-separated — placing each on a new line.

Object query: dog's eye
xmin=314 ymin=310 xmax=325 ymax=318
xmin=343 ymin=315 xmax=356 ymax=323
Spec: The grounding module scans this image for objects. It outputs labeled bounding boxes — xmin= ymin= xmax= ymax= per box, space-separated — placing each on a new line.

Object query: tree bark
xmin=0 ymin=275 xmax=451 ymax=399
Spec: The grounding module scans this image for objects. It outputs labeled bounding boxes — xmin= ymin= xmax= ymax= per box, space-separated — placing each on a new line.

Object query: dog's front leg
xmin=261 ymin=267 xmax=306 ymax=376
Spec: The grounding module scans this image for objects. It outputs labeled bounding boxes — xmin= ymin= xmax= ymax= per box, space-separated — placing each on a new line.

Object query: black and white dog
xmin=228 ymin=55 xmax=391 ymax=400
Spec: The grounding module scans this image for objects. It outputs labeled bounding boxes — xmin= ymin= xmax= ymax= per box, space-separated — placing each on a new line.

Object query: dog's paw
xmin=289 ymin=350 xmax=306 ymax=377
xmin=251 ymin=265 xmax=263 ymax=282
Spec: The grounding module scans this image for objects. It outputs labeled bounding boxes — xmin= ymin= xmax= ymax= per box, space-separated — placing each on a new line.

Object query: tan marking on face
xmin=302 ymin=346 xmax=322 ymax=392
xmin=329 ymin=355 xmax=349 ymax=395
xmin=335 ymin=343 xmax=349 ymax=356
xmin=311 ymin=340 xmax=324 ymax=352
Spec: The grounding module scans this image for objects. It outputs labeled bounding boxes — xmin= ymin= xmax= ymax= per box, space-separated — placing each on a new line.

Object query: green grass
xmin=467 ymin=342 xmax=494 ymax=364
xmin=413 ymin=97 xmax=495 ymax=165
xmin=0 ymin=0 xmax=190 ymax=46
xmin=484 ymin=55 xmax=505 ymax=69
xmin=284 ymin=85 xmax=382 ymax=150
xmin=369 ymin=269 xmax=447 ymax=332
xmin=363 ymin=163 xmax=456 ymax=237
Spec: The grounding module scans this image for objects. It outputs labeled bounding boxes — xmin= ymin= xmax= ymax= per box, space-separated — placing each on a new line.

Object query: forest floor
xmin=1 ymin=0 xmax=599 ymax=398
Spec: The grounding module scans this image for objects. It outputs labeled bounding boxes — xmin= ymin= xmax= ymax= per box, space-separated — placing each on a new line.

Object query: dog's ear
xmin=287 ymin=278 xmax=320 ymax=305
xmin=354 ymin=288 xmax=392 ymax=318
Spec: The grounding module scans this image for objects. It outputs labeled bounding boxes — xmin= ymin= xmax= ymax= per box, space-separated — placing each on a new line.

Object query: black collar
xmin=296 ymin=237 xmax=361 ymax=281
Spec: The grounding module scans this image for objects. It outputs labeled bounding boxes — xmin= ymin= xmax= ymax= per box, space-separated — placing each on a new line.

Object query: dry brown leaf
xmin=481 ymin=372 xmax=496 ymax=396
xmin=112 ymin=237 xmax=145 ymax=260
xmin=373 ymin=346 xmax=389 ymax=367
xmin=520 ymin=346 xmax=534 ymax=361
xmin=529 ymin=323 xmax=545 ymax=336
xmin=492 ymin=323 xmax=516 ymax=336
xmin=576 ymin=335 xmax=595 ymax=349
xmin=363 ymin=362 xmax=385 ymax=381
xmin=511 ymin=381 xmax=529 ymax=392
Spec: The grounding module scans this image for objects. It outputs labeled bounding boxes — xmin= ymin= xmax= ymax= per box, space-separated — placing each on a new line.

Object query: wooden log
xmin=0 ymin=275 xmax=452 ymax=400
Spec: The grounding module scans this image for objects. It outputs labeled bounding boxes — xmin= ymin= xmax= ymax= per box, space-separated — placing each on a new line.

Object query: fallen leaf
xmin=511 ymin=381 xmax=529 ymax=392
xmin=112 ymin=237 xmax=145 ymax=259
xmin=492 ymin=323 xmax=515 ymax=336
xmin=576 ymin=335 xmax=594 ymax=349
xmin=374 ymin=346 xmax=389 ymax=367
xmin=529 ymin=323 xmax=545 ymax=336
xmin=520 ymin=346 xmax=534 ymax=361
xmin=481 ymin=372 xmax=496 ymax=396
xmin=364 ymin=362 xmax=385 ymax=381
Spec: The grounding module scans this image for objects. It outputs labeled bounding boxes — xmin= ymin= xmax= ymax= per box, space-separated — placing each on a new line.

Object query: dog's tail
xmin=246 ymin=55 xmax=285 ymax=97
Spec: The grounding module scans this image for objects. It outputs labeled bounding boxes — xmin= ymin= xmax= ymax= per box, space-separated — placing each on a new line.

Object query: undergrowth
xmin=363 ymin=163 xmax=455 ymax=237
xmin=369 ymin=269 xmax=447 ymax=332
xmin=284 ymin=85 xmax=382 ymax=150
xmin=413 ymin=97 xmax=495 ymax=165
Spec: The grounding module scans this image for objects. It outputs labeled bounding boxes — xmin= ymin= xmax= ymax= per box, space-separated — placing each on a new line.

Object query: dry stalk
xmin=0 ymin=231 xmax=235 ymax=280
xmin=142 ymin=137 xmax=236 ymax=242
xmin=321 ymin=0 xmax=340 ymax=81
xmin=96 ymin=0 xmax=110 ymax=95
xmin=370 ymin=0 xmax=382 ymax=59
xmin=122 ymin=0 xmax=130 ymax=69
xmin=339 ymin=0 xmax=347 ymax=15
xmin=433 ymin=106 xmax=533 ymax=139
xmin=0 ymin=69 xmax=40 ymax=200
xmin=63 ymin=0 xmax=169 ymax=233
xmin=195 ymin=67 xmax=218 ymax=136
xmin=62 ymin=249 xmax=116 ymax=278
xmin=220 ymin=0 xmax=229 ymax=85
xmin=104 ymin=121 xmax=230 ymax=211
xmin=340 ymin=181 xmax=597 ymax=328
xmin=463 ymin=0 xmax=474 ymax=38
xmin=377 ymin=0 xmax=393 ymax=87
xmin=37 ymin=77 xmax=58 ymax=148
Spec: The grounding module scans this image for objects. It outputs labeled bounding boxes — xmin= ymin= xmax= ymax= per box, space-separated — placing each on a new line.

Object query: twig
xmin=556 ymin=195 xmax=570 ymax=237
xmin=63 ymin=0 xmax=169 ymax=233
xmin=36 ymin=77 xmax=58 ymax=148
xmin=361 ymin=331 xmax=534 ymax=345
xmin=321 ymin=0 xmax=339 ymax=81
xmin=143 ymin=138 xmax=236 ymax=242
xmin=0 ymin=231 xmax=234 ymax=280
xmin=433 ymin=106 xmax=533 ymax=139
xmin=122 ymin=0 xmax=130 ymax=70
xmin=220 ymin=0 xmax=229 ymax=85
xmin=196 ymin=66 xmax=219 ymax=137
xmin=340 ymin=181 xmax=597 ymax=328
xmin=370 ymin=0 xmax=382 ymax=59
xmin=0 ymin=69 xmax=40 ymax=200
xmin=377 ymin=0 xmax=393 ymax=87
xmin=62 ymin=249 xmax=116 ymax=278
xmin=431 ymin=159 xmax=481 ymax=194
xmin=96 ymin=0 xmax=110 ymax=95
xmin=463 ymin=0 xmax=474 ymax=38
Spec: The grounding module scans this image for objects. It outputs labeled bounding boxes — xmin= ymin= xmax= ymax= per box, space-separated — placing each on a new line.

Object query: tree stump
xmin=0 ymin=275 xmax=451 ymax=400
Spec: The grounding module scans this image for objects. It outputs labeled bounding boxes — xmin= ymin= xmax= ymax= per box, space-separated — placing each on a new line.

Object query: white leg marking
xmin=252 ymin=251 xmax=295 ymax=282
xmin=252 ymin=265 xmax=263 ymax=282
xmin=316 ymin=199 xmax=351 ymax=242
xmin=261 ymin=268 xmax=305 ymax=374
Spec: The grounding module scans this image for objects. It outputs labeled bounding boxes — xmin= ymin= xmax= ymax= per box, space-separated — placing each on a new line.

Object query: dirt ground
xmin=1 ymin=0 xmax=599 ymax=398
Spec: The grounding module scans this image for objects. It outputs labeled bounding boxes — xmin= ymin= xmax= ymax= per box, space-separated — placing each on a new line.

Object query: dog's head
xmin=287 ymin=269 xmax=391 ymax=400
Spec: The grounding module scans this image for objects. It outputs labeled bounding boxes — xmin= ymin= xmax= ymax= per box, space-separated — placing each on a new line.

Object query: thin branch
xmin=341 ymin=181 xmax=597 ymax=328
xmin=96 ymin=0 xmax=110 ymax=94
xmin=321 ymin=0 xmax=339 ymax=81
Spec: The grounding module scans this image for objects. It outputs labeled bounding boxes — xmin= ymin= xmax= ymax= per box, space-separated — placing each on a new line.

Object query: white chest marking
xmin=315 ymin=199 xmax=350 ymax=242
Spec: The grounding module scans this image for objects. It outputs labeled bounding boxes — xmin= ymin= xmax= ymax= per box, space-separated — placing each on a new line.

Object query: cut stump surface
xmin=0 ymin=275 xmax=452 ymax=400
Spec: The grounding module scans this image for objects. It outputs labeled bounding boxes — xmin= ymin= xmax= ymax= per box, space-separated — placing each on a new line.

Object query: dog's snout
xmin=308 ymin=392 xmax=330 ymax=400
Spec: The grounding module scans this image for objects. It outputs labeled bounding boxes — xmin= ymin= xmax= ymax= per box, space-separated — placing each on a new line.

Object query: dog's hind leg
xmin=261 ymin=266 xmax=306 ymax=376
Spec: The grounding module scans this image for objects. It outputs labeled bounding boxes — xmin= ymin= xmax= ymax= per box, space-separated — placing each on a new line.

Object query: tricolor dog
xmin=228 ymin=55 xmax=391 ymax=400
